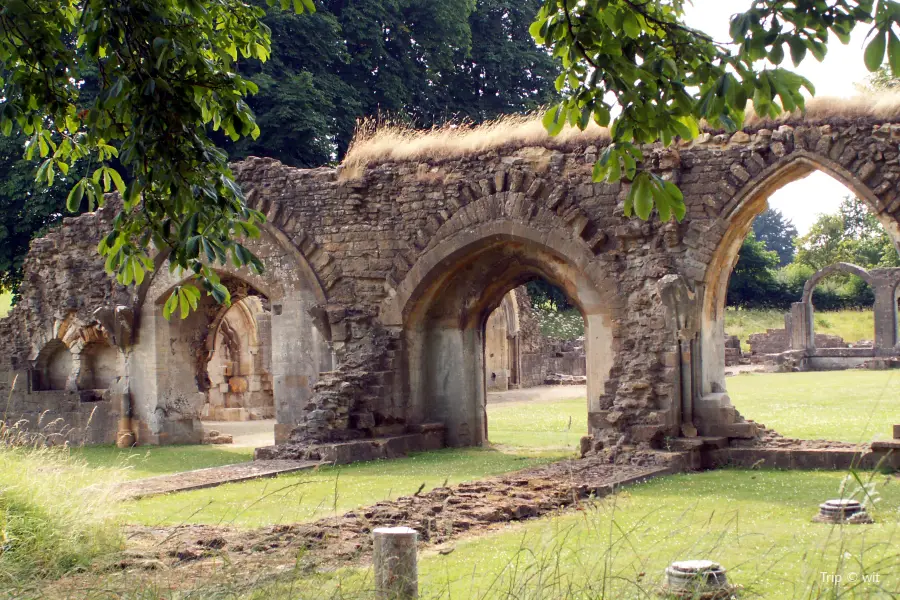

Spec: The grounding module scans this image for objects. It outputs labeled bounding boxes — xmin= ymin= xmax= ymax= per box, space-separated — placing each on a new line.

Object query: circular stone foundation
xmin=813 ymin=499 xmax=873 ymax=524
xmin=662 ymin=560 xmax=734 ymax=599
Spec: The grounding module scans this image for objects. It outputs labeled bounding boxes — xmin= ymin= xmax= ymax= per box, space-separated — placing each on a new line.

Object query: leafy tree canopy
xmin=726 ymin=231 xmax=785 ymax=308
xmin=752 ymin=208 xmax=799 ymax=267
xmin=229 ymin=0 xmax=559 ymax=167
xmin=534 ymin=0 xmax=900 ymax=221
xmin=795 ymin=196 xmax=900 ymax=270
xmin=0 ymin=0 xmax=313 ymax=318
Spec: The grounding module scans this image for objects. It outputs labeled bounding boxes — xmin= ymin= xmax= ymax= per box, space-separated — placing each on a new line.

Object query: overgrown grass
xmin=727 ymin=370 xmax=900 ymax=443
xmin=124 ymin=448 xmax=566 ymax=528
xmin=73 ymin=444 xmax=253 ymax=480
xmin=225 ymin=469 xmax=900 ymax=599
xmin=0 ymin=433 xmax=123 ymax=587
xmin=725 ymin=307 xmax=875 ymax=347
xmin=488 ymin=396 xmax=586 ymax=451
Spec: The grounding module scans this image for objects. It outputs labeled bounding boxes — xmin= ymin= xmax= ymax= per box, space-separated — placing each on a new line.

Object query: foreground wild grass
xmin=73 ymin=444 xmax=253 ymax=480
xmin=725 ymin=307 xmax=874 ymax=347
xmin=227 ymin=469 xmax=900 ymax=599
xmin=124 ymin=448 xmax=565 ymax=528
xmin=727 ymin=370 xmax=900 ymax=443
xmin=0 ymin=442 xmax=122 ymax=586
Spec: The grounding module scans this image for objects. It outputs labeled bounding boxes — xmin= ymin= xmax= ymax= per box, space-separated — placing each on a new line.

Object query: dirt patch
xmin=50 ymin=452 xmax=685 ymax=596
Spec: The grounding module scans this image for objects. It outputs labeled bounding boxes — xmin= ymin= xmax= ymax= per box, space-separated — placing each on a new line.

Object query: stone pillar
xmin=789 ymin=303 xmax=813 ymax=350
xmin=873 ymin=285 xmax=897 ymax=350
xmin=373 ymin=527 xmax=418 ymax=600
xmin=66 ymin=350 xmax=82 ymax=392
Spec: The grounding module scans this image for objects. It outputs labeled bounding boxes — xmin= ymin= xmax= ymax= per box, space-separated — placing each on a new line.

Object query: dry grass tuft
xmin=744 ymin=91 xmax=900 ymax=127
xmin=340 ymin=93 xmax=900 ymax=178
xmin=339 ymin=115 xmax=610 ymax=181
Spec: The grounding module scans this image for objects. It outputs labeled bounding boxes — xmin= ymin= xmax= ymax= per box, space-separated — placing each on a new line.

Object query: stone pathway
xmin=117 ymin=459 xmax=319 ymax=500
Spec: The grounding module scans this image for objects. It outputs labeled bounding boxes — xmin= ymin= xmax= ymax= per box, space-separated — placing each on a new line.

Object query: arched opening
xmin=484 ymin=290 xmax=519 ymax=392
xmin=131 ymin=226 xmax=332 ymax=445
xmin=704 ymin=153 xmax=900 ymax=394
xmin=33 ymin=340 xmax=72 ymax=391
xmin=78 ymin=341 xmax=121 ymax=390
xmin=202 ymin=296 xmax=275 ymax=421
xmin=390 ymin=224 xmax=613 ymax=448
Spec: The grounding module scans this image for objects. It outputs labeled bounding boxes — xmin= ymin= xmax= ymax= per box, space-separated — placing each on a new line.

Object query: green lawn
xmin=72 ymin=444 xmax=254 ymax=480
xmin=727 ymin=371 xmax=900 ymax=443
xmin=726 ymin=307 xmax=874 ymax=347
xmin=487 ymin=396 xmax=587 ymax=451
xmin=124 ymin=448 xmax=565 ymax=528
xmin=244 ymin=469 xmax=900 ymax=599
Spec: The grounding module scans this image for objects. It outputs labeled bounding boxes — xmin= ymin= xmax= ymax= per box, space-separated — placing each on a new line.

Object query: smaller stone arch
xmin=29 ymin=316 xmax=118 ymax=392
xmin=801 ymin=263 xmax=875 ymax=305
xmin=32 ymin=340 xmax=72 ymax=391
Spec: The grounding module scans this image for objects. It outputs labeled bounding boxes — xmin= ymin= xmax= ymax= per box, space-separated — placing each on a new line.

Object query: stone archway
xmin=383 ymin=220 xmax=615 ymax=447
xmin=131 ymin=227 xmax=331 ymax=445
xmin=203 ymin=296 xmax=275 ymax=421
xmin=700 ymin=152 xmax=898 ymax=398
xmin=484 ymin=290 xmax=520 ymax=392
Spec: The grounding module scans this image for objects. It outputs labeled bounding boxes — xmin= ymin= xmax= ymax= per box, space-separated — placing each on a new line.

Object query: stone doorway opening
xmin=202 ymin=295 xmax=275 ymax=422
xmin=392 ymin=226 xmax=613 ymax=449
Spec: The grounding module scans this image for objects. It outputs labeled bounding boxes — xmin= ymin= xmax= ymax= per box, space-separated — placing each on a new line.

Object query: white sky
xmin=683 ymin=1 xmax=874 ymax=234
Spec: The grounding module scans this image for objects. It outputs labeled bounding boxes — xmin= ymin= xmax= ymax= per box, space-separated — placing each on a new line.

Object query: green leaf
xmin=623 ymin=12 xmax=641 ymax=38
xmin=163 ymin=289 xmax=179 ymax=320
xmin=632 ymin=173 xmax=653 ymax=220
xmin=66 ymin=181 xmax=85 ymax=212
xmin=889 ymin=31 xmax=900 ymax=76
xmin=542 ymin=103 xmax=565 ymax=137
xmin=864 ymin=30 xmax=887 ymax=72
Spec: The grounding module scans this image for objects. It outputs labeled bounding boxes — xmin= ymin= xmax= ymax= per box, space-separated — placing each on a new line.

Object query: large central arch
xmin=382 ymin=220 xmax=615 ymax=447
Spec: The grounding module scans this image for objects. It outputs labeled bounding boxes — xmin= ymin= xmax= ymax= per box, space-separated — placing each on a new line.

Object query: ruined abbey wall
xmin=3 ymin=110 xmax=900 ymax=449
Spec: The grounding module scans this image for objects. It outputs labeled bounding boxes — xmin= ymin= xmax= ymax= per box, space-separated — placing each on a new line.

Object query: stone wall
xmin=520 ymin=338 xmax=587 ymax=388
xmin=4 ymin=112 xmax=900 ymax=449
xmin=749 ymin=328 xmax=848 ymax=357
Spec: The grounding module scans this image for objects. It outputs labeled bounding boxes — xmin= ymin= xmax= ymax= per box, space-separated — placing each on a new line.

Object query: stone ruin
xmin=737 ymin=262 xmax=900 ymax=371
xmin=482 ymin=287 xmax=587 ymax=391
xmin=3 ymin=105 xmax=900 ymax=456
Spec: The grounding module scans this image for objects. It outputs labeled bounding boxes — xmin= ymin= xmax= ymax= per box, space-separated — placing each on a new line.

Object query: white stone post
xmin=373 ymin=526 xmax=418 ymax=599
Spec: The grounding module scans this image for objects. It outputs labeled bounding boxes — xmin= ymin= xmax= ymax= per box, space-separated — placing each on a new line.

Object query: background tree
xmin=0 ymin=135 xmax=78 ymax=299
xmin=726 ymin=231 xmax=786 ymax=308
xmin=229 ymin=0 xmax=558 ymax=167
xmin=752 ymin=208 xmax=799 ymax=266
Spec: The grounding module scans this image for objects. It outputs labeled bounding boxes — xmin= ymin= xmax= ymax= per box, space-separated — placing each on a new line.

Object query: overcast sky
xmin=682 ymin=1 xmax=874 ymax=234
